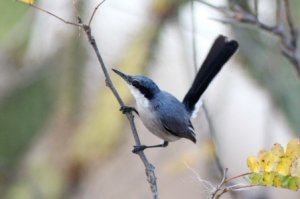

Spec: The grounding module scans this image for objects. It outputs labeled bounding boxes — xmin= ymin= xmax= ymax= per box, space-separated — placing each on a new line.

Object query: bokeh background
xmin=1 ymin=0 xmax=300 ymax=198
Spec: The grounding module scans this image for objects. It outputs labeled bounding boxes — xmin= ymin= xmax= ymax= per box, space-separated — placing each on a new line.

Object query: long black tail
xmin=183 ymin=35 xmax=238 ymax=113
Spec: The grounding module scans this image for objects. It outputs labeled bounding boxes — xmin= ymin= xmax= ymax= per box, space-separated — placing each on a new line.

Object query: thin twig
xmin=220 ymin=168 xmax=228 ymax=185
xmin=80 ymin=14 xmax=159 ymax=199
xmin=88 ymin=0 xmax=107 ymax=26
xmin=197 ymin=0 xmax=300 ymax=78
xmin=224 ymin=172 xmax=251 ymax=184
xmin=81 ymin=18 xmax=160 ymax=199
xmin=26 ymin=2 xmax=159 ymax=199
xmin=185 ymin=163 xmax=215 ymax=191
xmin=29 ymin=4 xmax=80 ymax=27
xmin=211 ymin=168 xmax=228 ymax=199
xmin=210 ymin=170 xmax=255 ymax=199
xmin=215 ymin=184 xmax=257 ymax=199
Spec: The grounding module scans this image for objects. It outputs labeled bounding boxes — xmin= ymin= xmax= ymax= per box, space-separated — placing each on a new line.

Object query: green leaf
xmin=247 ymin=173 xmax=263 ymax=185
xmin=286 ymin=177 xmax=300 ymax=191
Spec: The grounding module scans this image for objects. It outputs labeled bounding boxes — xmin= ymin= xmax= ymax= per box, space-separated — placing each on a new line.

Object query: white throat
xmin=128 ymin=85 xmax=150 ymax=108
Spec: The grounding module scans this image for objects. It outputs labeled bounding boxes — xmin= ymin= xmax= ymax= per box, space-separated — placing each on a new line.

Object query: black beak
xmin=112 ymin=69 xmax=132 ymax=83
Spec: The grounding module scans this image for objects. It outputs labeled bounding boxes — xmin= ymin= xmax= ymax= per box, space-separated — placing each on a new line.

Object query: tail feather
xmin=183 ymin=35 xmax=238 ymax=113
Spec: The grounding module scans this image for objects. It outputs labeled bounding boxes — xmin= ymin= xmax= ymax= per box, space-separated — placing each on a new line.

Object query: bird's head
xmin=112 ymin=69 xmax=160 ymax=100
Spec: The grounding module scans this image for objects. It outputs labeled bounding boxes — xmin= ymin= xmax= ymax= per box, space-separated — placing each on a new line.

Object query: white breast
xmin=128 ymin=85 xmax=179 ymax=142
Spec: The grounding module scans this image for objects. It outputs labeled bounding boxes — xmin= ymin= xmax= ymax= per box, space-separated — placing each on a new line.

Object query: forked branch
xmin=197 ymin=0 xmax=300 ymax=77
xmin=25 ymin=2 xmax=159 ymax=199
xmin=210 ymin=169 xmax=255 ymax=199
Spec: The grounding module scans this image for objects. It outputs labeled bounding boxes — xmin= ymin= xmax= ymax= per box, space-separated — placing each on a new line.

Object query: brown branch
xmin=29 ymin=4 xmax=80 ymax=27
xmin=210 ymin=170 xmax=256 ymax=199
xmin=215 ymin=184 xmax=256 ymax=199
xmin=197 ymin=0 xmax=300 ymax=78
xmin=25 ymin=2 xmax=159 ymax=199
xmin=88 ymin=0 xmax=107 ymax=26
xmin=81 ymin=14 xmax=159 ymax=199
xmin=211 ymin=168 xmax=228 ymax=199
xmin=79 ymin=27 xmax=159 ymax=198
xmin=81 ymin=24 xmax=159 ymax=199
xmin=224 ymin=172 xmax=251 ymax=184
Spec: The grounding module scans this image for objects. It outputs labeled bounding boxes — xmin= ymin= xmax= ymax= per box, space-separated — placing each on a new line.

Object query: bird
xmin=113 ymin=35 xmax=238 ymax=153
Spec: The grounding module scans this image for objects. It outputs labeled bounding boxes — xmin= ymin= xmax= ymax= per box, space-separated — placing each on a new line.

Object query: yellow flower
xmin=259 ymin=150 xmax=276 ymax=172
xmin=247 ymin=156 xmax=260 ymax=173
xmin=19 ymin=0 xmax=34 ymax=5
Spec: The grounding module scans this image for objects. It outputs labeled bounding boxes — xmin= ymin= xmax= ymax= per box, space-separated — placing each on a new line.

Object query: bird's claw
xmin=120 ymin=106 xmax=139 ymax=115
xmin=132 ymin=145 xmax=147 ymax=154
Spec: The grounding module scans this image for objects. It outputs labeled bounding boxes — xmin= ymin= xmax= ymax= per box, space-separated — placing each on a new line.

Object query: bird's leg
xmin=132 ymin=141 xmax=169 ymax=153
xmin=119 ymin=105 xmax=139 ymax=115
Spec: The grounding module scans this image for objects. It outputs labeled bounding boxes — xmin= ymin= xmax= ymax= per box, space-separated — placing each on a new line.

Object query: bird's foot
xmin=120 ymin=105 xmax=139 ymax=115
xmin=132 ymin=145 xmax=147 ymax=154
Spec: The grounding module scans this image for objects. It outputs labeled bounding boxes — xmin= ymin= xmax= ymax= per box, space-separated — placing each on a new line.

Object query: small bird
xmin=113 ymin=35 xmax=238 ymax=153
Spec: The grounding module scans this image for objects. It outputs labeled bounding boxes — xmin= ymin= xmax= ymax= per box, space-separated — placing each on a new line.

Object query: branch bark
xmin=81 ymin=24 xmax=159 ymax=199
xmin=27 ymin=2 xmax=159 ymax=199
xmin=210 ymin=170 xmax=255 ymax=199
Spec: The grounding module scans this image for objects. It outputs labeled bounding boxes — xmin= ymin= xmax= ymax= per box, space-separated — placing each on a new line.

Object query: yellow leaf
xmin=19 ymin=0 xmax=34 ymax=5
xmin=246 ymin=139 xmax=300 ymax=191
xmin=276 ymin=155 xmax=292 ymax=175
xmin=291 ymin=158 xmax=300 ymax=177
xmin=262 ymin=172 xmax=275 ymax=186
xmin=286 ymin=139 xmax=300 ymax=160
xmin=259 ymin=150 xmax=275 ymax=172
xmin=271 ymin=143 xmax=284 ymax=161
xmin=247 ymin=156 xmax=260 ymax=173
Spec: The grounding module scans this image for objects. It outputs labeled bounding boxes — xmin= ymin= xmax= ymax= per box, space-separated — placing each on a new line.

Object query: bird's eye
xmin=132 ymin=80 xmax=139 ymax=87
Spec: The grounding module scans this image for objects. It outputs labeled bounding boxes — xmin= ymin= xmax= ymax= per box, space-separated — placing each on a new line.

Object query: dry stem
xmin=197 ymin=0 xmax=300 ymax=77
xmin=211 ymin=169 xmax=256 ymax=199
xmin=25 ymin=2 xmax=159 ymax=199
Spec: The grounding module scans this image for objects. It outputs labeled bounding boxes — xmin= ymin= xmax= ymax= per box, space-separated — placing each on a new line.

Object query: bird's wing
xmin=161 ymin=117 xmax=196 ymax=143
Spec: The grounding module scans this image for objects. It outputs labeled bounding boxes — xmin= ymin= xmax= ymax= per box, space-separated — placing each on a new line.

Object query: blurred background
xmin=1 ymin=0 xmax=300 ymax=198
